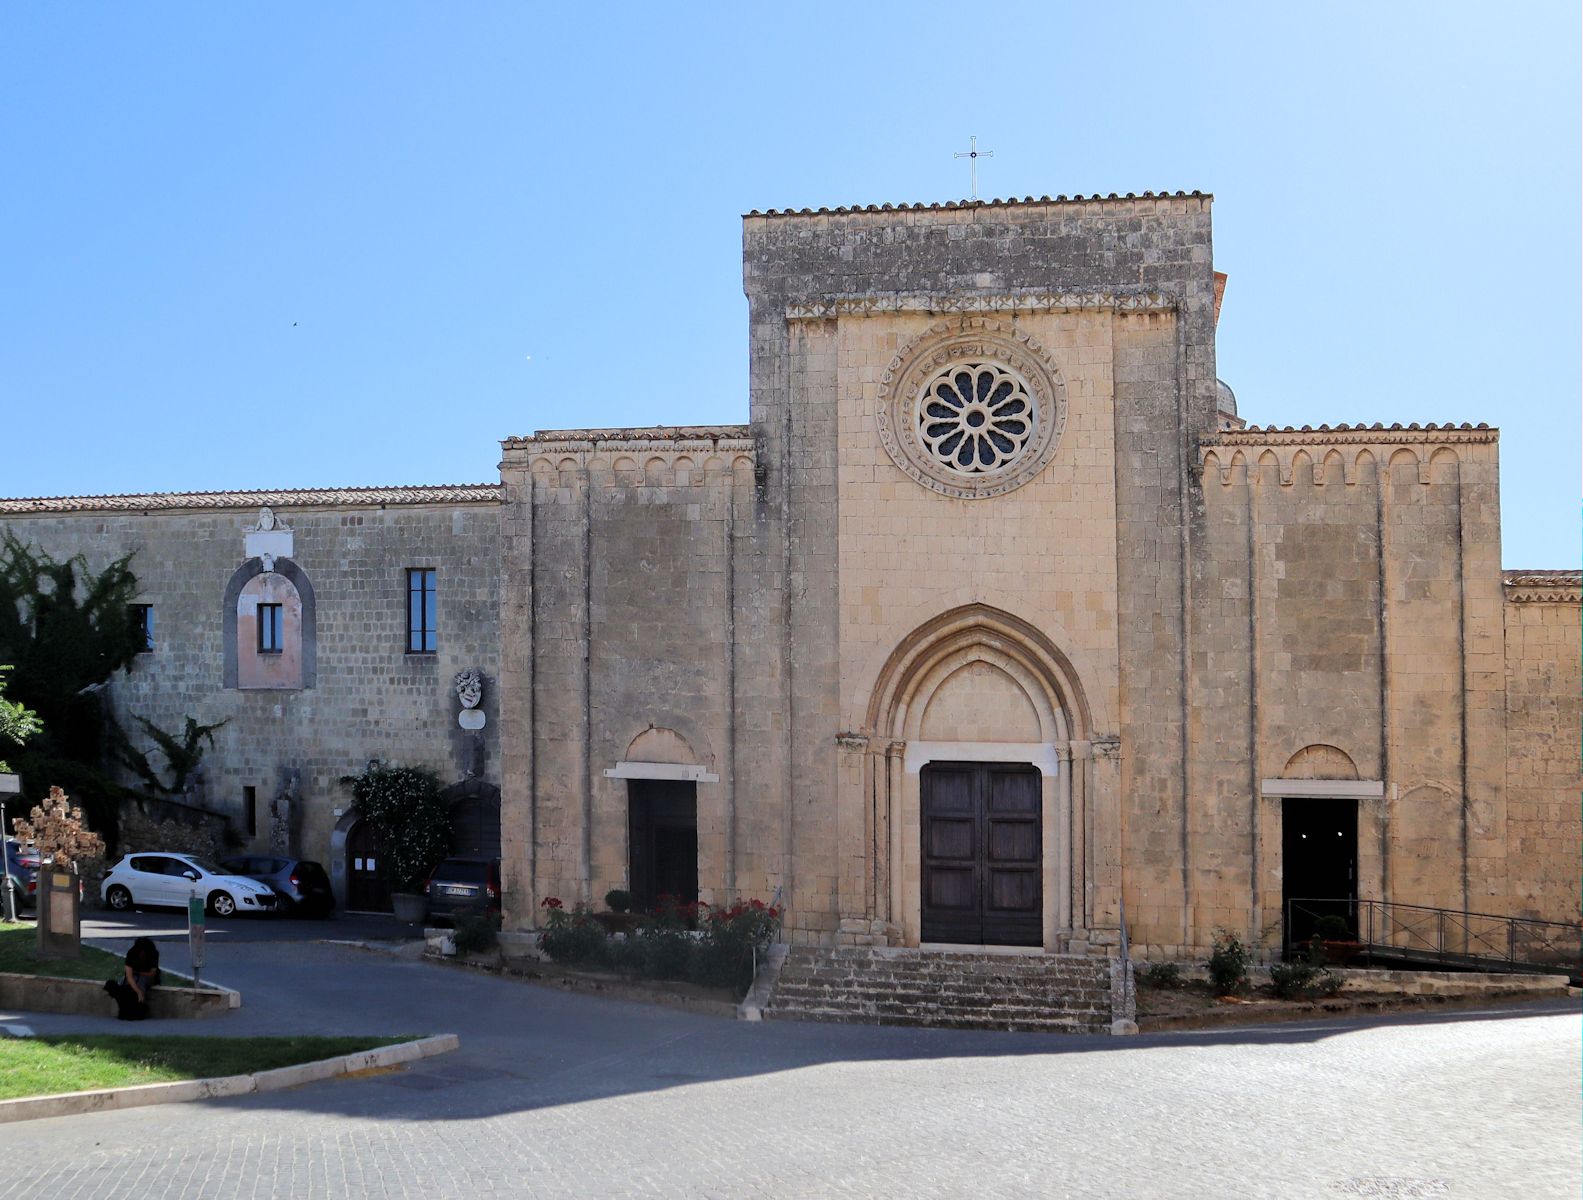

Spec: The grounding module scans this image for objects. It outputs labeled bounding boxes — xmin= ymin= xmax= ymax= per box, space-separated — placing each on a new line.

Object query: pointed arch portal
xmin=862 ymin=604 xmax=1105 ymax=950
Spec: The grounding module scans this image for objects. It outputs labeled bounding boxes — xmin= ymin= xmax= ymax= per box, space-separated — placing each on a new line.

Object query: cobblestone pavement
xmin=2 ymin=942 xmax=1577 ymax=1199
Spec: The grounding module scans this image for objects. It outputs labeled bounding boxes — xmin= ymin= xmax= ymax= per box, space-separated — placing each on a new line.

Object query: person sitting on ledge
xmin=103 ymin=936 xmax=161 ymax=1020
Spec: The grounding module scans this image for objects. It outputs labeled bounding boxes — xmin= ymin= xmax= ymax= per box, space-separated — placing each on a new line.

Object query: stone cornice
xmin=1503 ymin=571 xmax=1582 ymax=604
xmin=502 ymin=425 xmax=753 ymax=453
xmin=786 ymin=290 xmax=1176 ymax=321
xmin=0 ymin=484 xmax=502 ymax=516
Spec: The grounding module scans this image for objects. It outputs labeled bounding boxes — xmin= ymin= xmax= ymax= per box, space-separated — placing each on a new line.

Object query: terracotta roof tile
xmin=745 ymin=191 xmax=1211 ymax=218
xmin=0 ymin=483 xmax=502 ymax=515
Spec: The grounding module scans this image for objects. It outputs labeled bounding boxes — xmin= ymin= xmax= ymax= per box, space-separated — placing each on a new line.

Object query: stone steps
xmin=765 ymin=946 xmax=1116 ymax=1035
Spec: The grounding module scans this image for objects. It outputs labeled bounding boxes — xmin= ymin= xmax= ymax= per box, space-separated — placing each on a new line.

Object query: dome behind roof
xmin=1216 ymin=378 xmax=1238 ymax=416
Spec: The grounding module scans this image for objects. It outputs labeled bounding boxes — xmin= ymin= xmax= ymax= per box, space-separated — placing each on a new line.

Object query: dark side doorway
xmin=627 ymin=779 xmax=698 ymax=913
xmin=1282 ymin=797 xmax=1358 ymax=946
xmin=345 ymin=820 xmax=392 ymax=914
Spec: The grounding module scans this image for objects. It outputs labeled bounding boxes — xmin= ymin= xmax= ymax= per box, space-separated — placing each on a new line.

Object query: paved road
xmin=9 ymin=904 xmax=423 ymax=946
xmin=85 ymin=907 xmax=422 ymax=946
xmin=2 ymin=939 xmax=1577 ymax=1199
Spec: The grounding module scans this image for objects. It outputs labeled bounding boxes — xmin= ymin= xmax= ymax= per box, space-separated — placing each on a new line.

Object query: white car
xmin=100 ymin=852 xmax=278 ymax=917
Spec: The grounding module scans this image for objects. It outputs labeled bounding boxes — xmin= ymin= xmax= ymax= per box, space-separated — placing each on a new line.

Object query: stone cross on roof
xmin=954 ymin=135 xmax=994 ymax=201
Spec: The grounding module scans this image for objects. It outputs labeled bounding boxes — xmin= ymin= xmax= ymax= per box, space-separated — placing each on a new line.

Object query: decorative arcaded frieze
xmin=502 ymin=425 xmax=753 ymax=451
xmin=517 ymin=440 xmax=757 ymax=490
xmin=1198 ymin=429 xmax=1496 ymax=489
xmin=1503 ymin=571 xmax=1582 ymax=604
xmin=785 ymin=290 xmax=1177 ymax=321
xmin=1208 ymin=422 xmax=1497 ymax=445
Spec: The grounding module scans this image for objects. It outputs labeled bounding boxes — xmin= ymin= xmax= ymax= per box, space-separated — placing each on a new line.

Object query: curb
xmin=0 ymin=1033 xmax=459 ymax=1125
xmin=1138 ymin=989 xmax=1573 ymax=1034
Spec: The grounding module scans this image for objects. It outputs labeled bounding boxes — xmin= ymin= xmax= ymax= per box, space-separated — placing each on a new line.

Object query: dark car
xmin=424 ymin=858 xmax=501 ymax=927
xmin=2 ymin=838 xmax=39 ymax=910
xmin=220 ymin=856 xmax=335 ymax=918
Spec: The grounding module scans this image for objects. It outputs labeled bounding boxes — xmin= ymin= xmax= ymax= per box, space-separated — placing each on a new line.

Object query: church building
xmin=3 ymin=192 xmax=1577 ymax=961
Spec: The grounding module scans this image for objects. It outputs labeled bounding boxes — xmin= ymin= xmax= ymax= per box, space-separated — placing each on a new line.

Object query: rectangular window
xmin=129 ymin=604 xmax=154 ymax=652
xmin=257 ymin=603 xmax=284 ymax=654
xmin=243 ymin=786 xmax=257 ymax=837
xmin=406 ymin=568 xmax=437 ymax=653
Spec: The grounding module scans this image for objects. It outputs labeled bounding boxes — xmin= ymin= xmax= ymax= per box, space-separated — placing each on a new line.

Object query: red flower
xmin=541 ymin=896 xmax=563 ymax=909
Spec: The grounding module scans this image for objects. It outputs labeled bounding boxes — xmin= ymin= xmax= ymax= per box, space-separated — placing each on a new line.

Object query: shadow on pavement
xmin=8 ymin=939 xmax=1575 ymax=1126
xmin=60 ymin=952 xmax=1583 ymax=1124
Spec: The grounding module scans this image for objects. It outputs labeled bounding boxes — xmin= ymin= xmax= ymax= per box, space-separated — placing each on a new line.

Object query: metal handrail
xmin=1116 ymin=887 xmax=1135 ymax=1021
xmin=1284 ymin=897 xmax=1582 ymax=981
xmin=749 ymin=885 xmax=786 ymax=989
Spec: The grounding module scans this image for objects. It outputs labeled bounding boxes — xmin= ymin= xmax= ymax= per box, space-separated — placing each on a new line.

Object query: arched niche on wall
xmin=222 ymin=557 xmax=317 ymax=690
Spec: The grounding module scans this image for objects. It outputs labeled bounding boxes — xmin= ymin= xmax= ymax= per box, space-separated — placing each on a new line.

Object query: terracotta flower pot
xmin=1320 ymin=939 xmax=1361 ymax=966
xmin=391 ymin=891 xmax=429 ymax=924
xmin=593 ymin=910 xmax=646 ymax=936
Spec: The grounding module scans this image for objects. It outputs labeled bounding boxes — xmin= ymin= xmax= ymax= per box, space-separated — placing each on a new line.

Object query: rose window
xmin=916 ymin=363 xmax=1035 ymax=475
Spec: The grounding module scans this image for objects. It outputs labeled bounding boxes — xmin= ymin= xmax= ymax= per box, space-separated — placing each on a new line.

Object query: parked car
xmin=100 ymin=853 xmax=278 ymax=917
xmin=424 ymin=858 xmax=501 ymax=927
xmin=219 ymin=856 xmax=334 ymax=918
xmin=2 ymin=838 xmax=39 ymax=909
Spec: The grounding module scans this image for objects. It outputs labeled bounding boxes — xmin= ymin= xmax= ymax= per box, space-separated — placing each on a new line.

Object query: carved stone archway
xmin=861 ymin=604 xmax=1105 ymax=951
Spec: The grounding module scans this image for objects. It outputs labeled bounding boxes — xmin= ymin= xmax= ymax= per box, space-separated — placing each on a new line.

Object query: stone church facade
xmin=3 ymin=193 xmax=1577 ymax=957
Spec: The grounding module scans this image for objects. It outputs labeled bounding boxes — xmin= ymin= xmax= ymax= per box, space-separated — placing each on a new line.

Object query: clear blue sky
xmin=2 ymin=3 xmax=1577 ymax=567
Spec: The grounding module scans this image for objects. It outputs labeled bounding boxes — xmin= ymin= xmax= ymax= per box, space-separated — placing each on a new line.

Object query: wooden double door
xmin=921 ymin=762 xmax=1042 ymax=946
xmin=345 ymin=820 xmax=391 ymax=914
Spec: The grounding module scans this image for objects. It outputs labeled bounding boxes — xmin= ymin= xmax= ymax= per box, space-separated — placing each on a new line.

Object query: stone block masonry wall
xmin=1501 ymin=575 xmax=1582 ymax=926
xmin=1195 ymin=427 xmax=1530 ymax=953
xmin=1114 ymin=309 xmax=1191 ymax=953
xmin=745 ymin=196 xmax=1218 ymax=950
xmin=497 ymin=432 xmax=765 ymax=930
xmin=0 ymin=493 xmax=501 ymax=906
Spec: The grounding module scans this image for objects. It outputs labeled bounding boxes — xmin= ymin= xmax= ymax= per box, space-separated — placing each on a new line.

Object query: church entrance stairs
xmin=763 ymin=946 xmax=1114 ymax=1034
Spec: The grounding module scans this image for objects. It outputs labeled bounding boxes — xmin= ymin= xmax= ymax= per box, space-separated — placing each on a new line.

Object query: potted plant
xmin=593 ymin=888 xmax=646 ymax=936
xmin=343 ymin=765 xmax=451 ymax=924
xmin=1313 ymin=914 xmax=1363 ymax=965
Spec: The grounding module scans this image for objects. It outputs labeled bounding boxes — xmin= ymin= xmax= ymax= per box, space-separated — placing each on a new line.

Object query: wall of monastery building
xmin=1189 ymin=427 xmax=1563 ymax=955
xmin=495 ymin=433 xmax=782 ymax=931
xmin=1501 ymin=574 xmax=1582 ymax=926
xmin=8 ymin=195 xmax=1570 ymax=963
xmin=0 ymin=494 xmax=501 ymax=906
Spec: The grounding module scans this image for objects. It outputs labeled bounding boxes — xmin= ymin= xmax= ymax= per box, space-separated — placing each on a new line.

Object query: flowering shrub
xmin=1269 ymin=936 xmax=1344 ymax=999
xmin=342 ymin=764 xmax=451 ymax=892
xmin=536 ymin=897 xmax=607 ymax=965
xmin=535 ymin=895 xmax=782 ymax=996
xmin=1207 ymin=929 xmax=1252 ymax=995
xmin=694 ymin=899 xmax=782 ymax=991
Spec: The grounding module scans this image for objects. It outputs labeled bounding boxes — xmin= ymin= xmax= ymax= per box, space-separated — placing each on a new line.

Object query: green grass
xmin=0 ymin=922 xmax=189 ymax=983
xmin=0 ymin=1034 xmax=409 ymax=1100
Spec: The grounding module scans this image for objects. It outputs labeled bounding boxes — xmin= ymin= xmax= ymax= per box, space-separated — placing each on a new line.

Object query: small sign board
xmin=36 ymin=872 xmax=80 ymax=960
xmin=187 ymin=892 xmax=206 ymax=985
